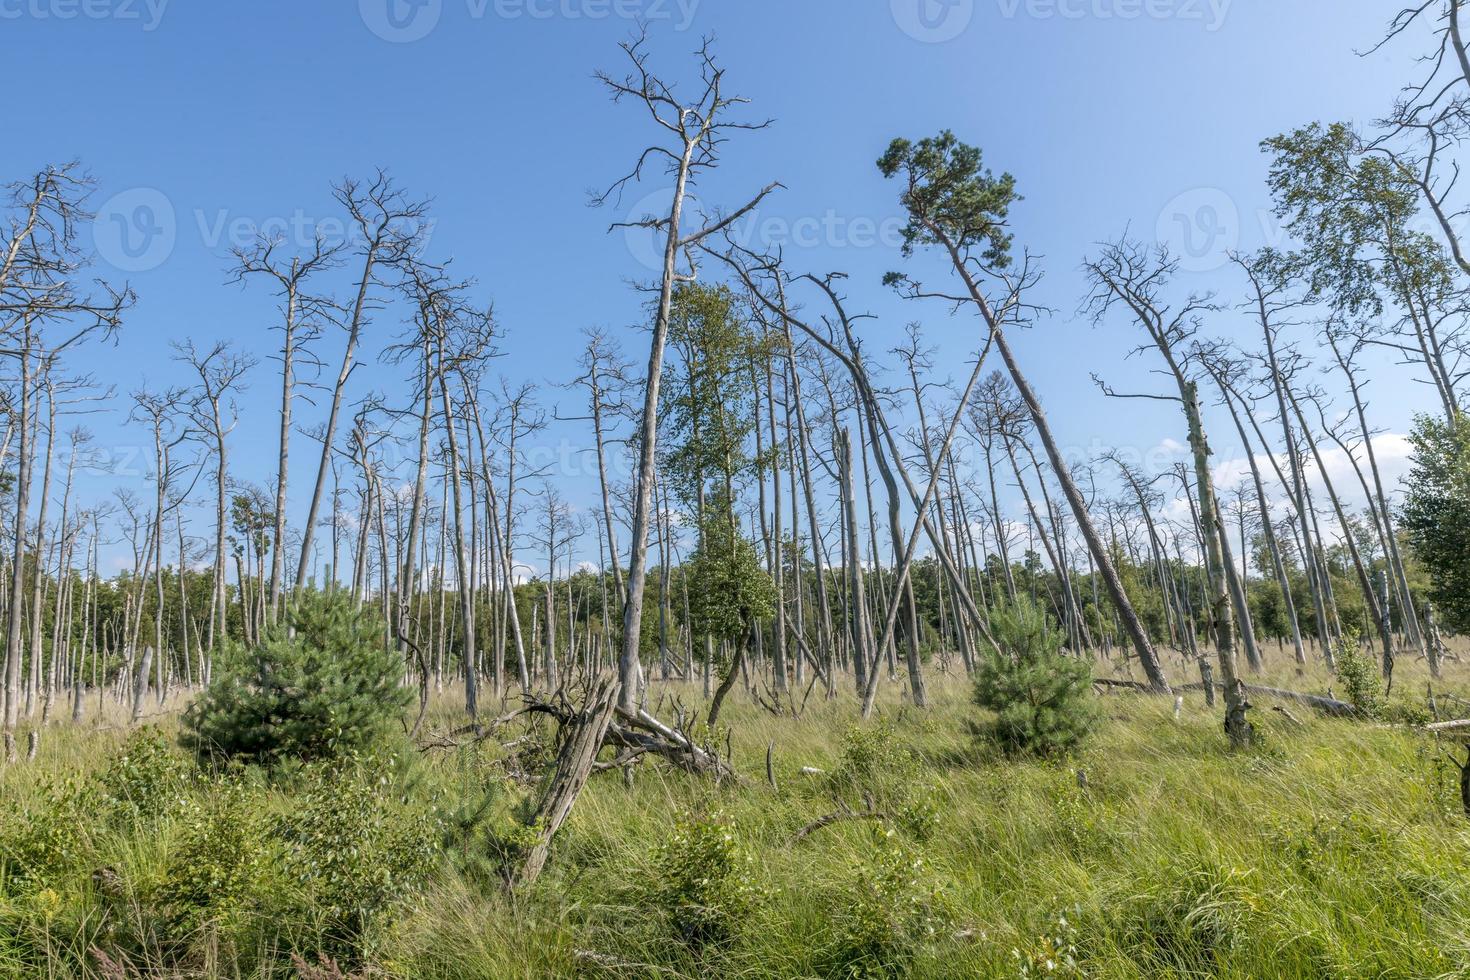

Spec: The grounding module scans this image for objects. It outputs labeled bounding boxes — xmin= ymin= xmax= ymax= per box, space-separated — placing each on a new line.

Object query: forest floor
xmin=5 ymin=645 xmax=1470 ymax=978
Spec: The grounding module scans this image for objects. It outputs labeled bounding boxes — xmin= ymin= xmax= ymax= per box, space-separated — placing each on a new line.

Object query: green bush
xmin=155 ymin=780 xmax=267 ymax=942
xmin=1332 ymin=629 xmax=1385 ymax=719
xmin=972 ymin=597 xmax=1099 ymax=757
xmin=97 ymin=727 xmax=194 ymax=824
xmin=826 ymin=723 xmax=939 ymax=839
xmin=822 ymin=828 xmax=948 ymax=979
xmin=651 ymin=810 xmax=762 ymax=952
xmin=0 ymin=776 xmax=95 ymax=896
xmin=277 ymin=755 xmax=442 ymax=958
xmin=182 ymin=590 xmax=411 ymax=767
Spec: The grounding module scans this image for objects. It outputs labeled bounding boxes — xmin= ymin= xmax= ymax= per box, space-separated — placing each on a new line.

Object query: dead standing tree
xmin=295 ymin=174 xmax=430 ymax=596
xmin=174 ymin=341 xmax=254 ymax=670
xmin=230 ymin=233 xmax=340 ymax=623
xmin=1083 ymin=239 xmax=1252 ymax=744
xmin=0 ymin=165 xmax=131 ymax=749
xmin=593 ymin=33 xmax=780 ymax=716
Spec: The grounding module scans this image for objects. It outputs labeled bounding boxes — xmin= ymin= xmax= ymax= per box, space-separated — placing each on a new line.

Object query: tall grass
xmin=3 ymin=648 xmax=1470 ymax=978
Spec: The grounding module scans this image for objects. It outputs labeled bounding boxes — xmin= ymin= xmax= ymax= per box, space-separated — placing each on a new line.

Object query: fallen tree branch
xmin=792 ymin=803 xmax=894 ymax=843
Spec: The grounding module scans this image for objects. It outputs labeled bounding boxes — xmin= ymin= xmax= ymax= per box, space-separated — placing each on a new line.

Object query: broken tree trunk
xmin=512 ymin=674 xmax=621 ymax=890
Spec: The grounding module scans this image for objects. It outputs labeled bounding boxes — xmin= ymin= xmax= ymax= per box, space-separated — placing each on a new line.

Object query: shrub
xmin=277 ymin=755 xmax=442 ymax=958
xmin=652 ymin=810 xmax=762 ymax=952
xmin=97 ymin=727 xmax=194 ymax=824
xmin=972 ymin=597 xmax=1098 ymax=757
xmin=155 ymin=780 xmax=267 ymax=941
xmin=182 ymin=589 xmax=411 ymax=767
xmin=826 ymin=724 xmax=939 ymax=839
xmin=822 ymin=828 xmax=948 ymax=979
xmin=0 ymin=776 xmax=95 ymax=896
xmin=1333 ymin=629 xmax=1384 ymax=719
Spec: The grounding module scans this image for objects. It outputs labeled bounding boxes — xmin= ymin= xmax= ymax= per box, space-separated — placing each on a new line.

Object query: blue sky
xmin=0 ymin=0 xmax=1434 ymax=573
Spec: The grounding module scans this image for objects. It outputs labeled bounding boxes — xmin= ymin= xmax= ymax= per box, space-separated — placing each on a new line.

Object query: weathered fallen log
xmin=1096 ymin=676 xmax=1355 ymax=716
xmin=792 ymin=803 xmax=893 ymax=843
xmin=1424 ymin=718 xmax=1470 ymax=734
xmin=520 ymin=688 xmax=738 ymax=782
xmin=1229 ymin=684 xmax=1354 ymax=717
xmin=1092 ymin=678 xmax=1153 ymax=693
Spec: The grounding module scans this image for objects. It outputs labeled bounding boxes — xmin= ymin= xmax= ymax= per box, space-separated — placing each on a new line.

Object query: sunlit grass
xmin=3 ymin=646 xmax=1470 ymax=978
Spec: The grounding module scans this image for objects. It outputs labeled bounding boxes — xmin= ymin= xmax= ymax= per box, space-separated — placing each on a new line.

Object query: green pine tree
xmin=182 ymin=590 xmax=411 ymax=767
xmin=972 ymin=597 xmax=1099 ymax=757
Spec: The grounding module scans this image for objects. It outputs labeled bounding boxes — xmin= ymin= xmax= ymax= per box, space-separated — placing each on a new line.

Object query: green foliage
xmin=826 ymin=723 xmax=939 ymax=839
xmin=1260 ymin=121 xmax=1443 ymax=316
xmin=1012 ymin=909 xmax=1084 ymax=979
xmin=156 ymin=780 xmax=266 ymax=940
xmin=651 ymin=810 xmax=763 ymax=952
xmin=972 ymin=597 xmax=1099 ymax=757
xmin=277 ymin=755 xmax=443 ymax=957
xmin=0 ymin=776 xmax=95 ymax=895
xmin=182 ymin=589 xmax=411 ymax=767
xmin=96 ymin=727 xmax=194 ymax=824
xmin=1332 ymin=629 xmax=1385 ymax=719
xmin=684 ymin=495 xmax=777 ymax=643
xmin=821 ymin=828 xmax=948 ymax=979
xmin=660 ymin=283 xmax=770 ymax=511
xmin=877 ymin=130 xmax=1018 ymax=267
xmin=1402 ymin=412 xmax=1470 ymax=634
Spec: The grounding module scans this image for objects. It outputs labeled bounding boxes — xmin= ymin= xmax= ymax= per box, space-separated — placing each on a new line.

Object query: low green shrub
xmin=277 ymin=755 xmax=442 ymax=959
xmin=1333 ymin=629 xmax=1385 ymax=719
xmin=826 ymin=723 xmax=939 ymax=839
xmin=155 ymin=780 xmax=267 ymax=942
xmin=97 ymin=727 xmax=194 ymax=824
xmin=821 ymin=828 xmax=948 ymax=979
xmin=651 ymin=809 xmax=763 ymax=953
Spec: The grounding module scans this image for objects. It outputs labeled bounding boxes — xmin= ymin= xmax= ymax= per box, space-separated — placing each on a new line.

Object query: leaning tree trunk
xmin=512 ymin=674 xmax=620 ymax=889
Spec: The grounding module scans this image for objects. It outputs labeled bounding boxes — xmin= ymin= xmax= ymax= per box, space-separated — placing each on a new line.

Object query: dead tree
xmin=296 ymin=174 xmax=429 ymax=592
xmin=512 ymin=674 xmax=622 ymax=889
xmin=1084 ymin=240 xmax=1252 ymax=744
xmin=594 ymin=33 xmax=780 ymax=715
xmin=231 ymin=234 xmax=339 ymax=621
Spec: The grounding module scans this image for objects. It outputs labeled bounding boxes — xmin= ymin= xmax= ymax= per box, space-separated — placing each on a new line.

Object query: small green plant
xmin=972 ymin=597 xmax=1099 ymax=757
xmin=1333 ymin=629 xmax=1384 ymax=719
xmin=823 ymin=828 xmax=948 ymax=979
xmin=651 ymin=810 xmax=763 ymax=952
xmin=96 ymin=727 xmax=194 ymax=824
xmin=0 ymin=776 xmax=95 ymax=896
xmin=277 ymin=755 xmax=442 ymax=958
xmin=1013 ymin=908 xmax=1084 ymax=978
xmin=826 ymin=723 xmax=939 ymax=839
xmin=155 ymin=780 xmax=266 ymax=941
xmin=182 ymin=589 xmax=412 ymax=767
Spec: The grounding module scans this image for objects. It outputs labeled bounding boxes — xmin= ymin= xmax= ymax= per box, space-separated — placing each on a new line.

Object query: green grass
xmin=4 ymin=654 xmax=1470 ymax=978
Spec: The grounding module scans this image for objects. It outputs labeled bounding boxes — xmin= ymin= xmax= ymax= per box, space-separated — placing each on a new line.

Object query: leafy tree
xmin=182 ymin=590 xmax=411 ymax=767
xmin=1402 ymin=413 xmax=1470 ymax=632
xmin=972 ymin=597 xmax=1098 ymax=757
xmin=684 ymin=493 xmax=776 ymax=647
